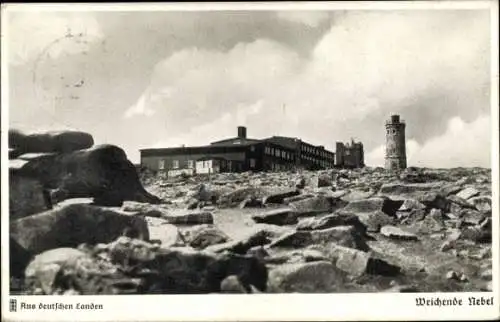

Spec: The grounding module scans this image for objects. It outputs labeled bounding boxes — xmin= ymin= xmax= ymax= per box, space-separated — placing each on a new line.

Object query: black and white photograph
xmin=2 ymin=1 xmax=499 ymax=321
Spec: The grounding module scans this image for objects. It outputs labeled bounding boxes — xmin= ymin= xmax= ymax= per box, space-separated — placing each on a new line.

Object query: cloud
xmin=276 ymin=11 xmax=331 ymax=27
xmin=7 ymin=10 xmax=491 ymax=166
xmin=366 ymin=114 xmax=491 ymax=168
xmin=127 ymin=10 xmax=489 ymax=166
xmin=7 ymin=12 xmax=103 ymax=66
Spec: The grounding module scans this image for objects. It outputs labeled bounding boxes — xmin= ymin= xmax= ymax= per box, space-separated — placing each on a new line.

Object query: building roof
xmin=210 ymin=137 xmax=261 ymax=145
xmin=140 ymin=142 xmax=260 ymax=157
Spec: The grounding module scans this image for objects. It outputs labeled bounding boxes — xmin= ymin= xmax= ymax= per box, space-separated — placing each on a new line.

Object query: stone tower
xmin=385 ymin=114 xmax=407 ymax=170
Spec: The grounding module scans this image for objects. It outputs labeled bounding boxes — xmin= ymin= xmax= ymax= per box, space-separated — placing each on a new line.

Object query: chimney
xmin=237 ymin=126 xmax=247 ymax=139
xmin=391 ymin=115 xmax=400 ymax=123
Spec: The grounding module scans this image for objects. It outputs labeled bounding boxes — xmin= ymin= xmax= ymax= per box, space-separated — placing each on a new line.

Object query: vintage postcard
xmin=1 ymin=1 xmax=499 ymax=321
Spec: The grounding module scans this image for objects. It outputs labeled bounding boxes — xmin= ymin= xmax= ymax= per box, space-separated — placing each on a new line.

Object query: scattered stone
xmin=296 ymin=213 xmax=367 ymax=235
xmin=220 ymin=275 xmax=248 ymax=293
xmin=480 ymin=269 xmax=492 ymax=280
xmin=461 ymin=210 xmax=485 ymax=226
xmin=380 ymin=225 xmax=418 ymax=241
xmin=147 ymin=221 xmax=183 ymax=248
xmin=413 ymin=208 xmax=445 ymax=233
xmin=163 ymin=211 xmax=214 ymax=225
xmin=378 ymin=182 xmax=444 ymax=200
xmin=460 ymin=226 xmax=491 ymax=243
xmin=343 ymin=197 xmax=402 ymax=216
xmin=288 ymin=195 xmax=344 ymax=215
xmin=341 ymin=190 xmax=375 ymax=202
xmin=24 ymin=248 xmax=89 ymax=294
xmin=309 ymin=174 xmax=332 ymax=188
xmin=180 ymin=225 xmax=229 ymax=249
xmin=455 ymin=187 xmax=480 ymax=200
xmin=252 ymin=208 xmax=298 ymax=226
xmin=384 ymin=284 xmax=418 ymax=292
xmin=205 ymin=230 xmax=271 ymax=254
xmin=468 ymin=196 xmax=491 ymax=212
xmin=439 ymin=229 xmax=462 ymax=252
xmin=270 ymin=226 xmax=369 ymax=251
xmin=446 ymin=270 xmax=458 ymax=280
xmin=247 ymin=246 xmax=269 ymax=260
xmin=480 ymin=281 xmax=493 ymax=292
xmin=398 ymin=199 xmax=426 ymax=211
xmin=330 ymin=244 xmax=401 ymax=277
xmin=295 ymin=177 xmax=306 ymax=189
xmin=267 ymin=261 xmax=345 ymax=293
xmin=10 ymin=203 xmax=149 ymax=255
xmin=239 ymin=197 xmax=264 ymax=209
xmin=263 ymin=189 xmax=300 ymax=204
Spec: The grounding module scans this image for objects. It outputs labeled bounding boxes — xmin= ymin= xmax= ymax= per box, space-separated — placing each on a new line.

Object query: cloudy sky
xmin=6 ymin=5 xmax=493 ymax=167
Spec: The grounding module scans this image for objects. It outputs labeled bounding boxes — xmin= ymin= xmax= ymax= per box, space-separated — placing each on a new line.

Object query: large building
xmin=335 ymin=139 xmax=365 ymax=168
xmin=140 ymin=126 xmax=363 ymax=175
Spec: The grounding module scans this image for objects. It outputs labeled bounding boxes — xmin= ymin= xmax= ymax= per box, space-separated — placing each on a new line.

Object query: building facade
xmin=140 ymin=126 xmax=338 ymax=175
xmin=335 ymin=139 xmax=365 ymax=168
xmin=385 ymin=114 xmax=407 ymax=170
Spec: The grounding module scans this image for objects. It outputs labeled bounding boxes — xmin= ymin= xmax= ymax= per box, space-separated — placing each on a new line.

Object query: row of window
xmin=159 ymin=159 xmax=256 ymax=170
xmin=158 ymin=159 xmax=194 ymax=170
xmin=264 ymin=146 xmax=294 ymax=160
xmin=301 ymin=145 xmax=333 ymax=159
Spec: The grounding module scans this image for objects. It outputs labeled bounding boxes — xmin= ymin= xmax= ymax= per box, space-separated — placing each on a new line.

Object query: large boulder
xmin=9 ymin=171 xmax=51 ymax=220
xmin=10 ymin=238 xmax=33 ymax=278
xmin=9 ymin=129 xmax=94 ymax=154
xmin=267 ymin=261 xmax=346 ymax=293
xmin=14 ymin=144 xmax=161 ymax=206
xmin=10 ymin=203 xmax=149 ymax=254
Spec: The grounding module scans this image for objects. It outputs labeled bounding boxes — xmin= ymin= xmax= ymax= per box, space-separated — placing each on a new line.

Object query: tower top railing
xmin=386 ymin=119 xmax=405 ymax=125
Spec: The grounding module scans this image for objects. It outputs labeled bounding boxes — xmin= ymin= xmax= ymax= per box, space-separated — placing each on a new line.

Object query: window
xmin=172 ymin=160 xmax=179 ymax=169
xmin=250 ymin=158 xmax=256 ymax=168
xmin=275 ymin=149 xmax=280 ymax=157
xmin=281 ymin=150 xmax=286 ymax=158
xmin=158 ymin=160 xmax=165 ymax=170
xmin=187 ymin=160 xmax=194 ymax=168
xmin=250 ymin=145 xmax=255 ymax=152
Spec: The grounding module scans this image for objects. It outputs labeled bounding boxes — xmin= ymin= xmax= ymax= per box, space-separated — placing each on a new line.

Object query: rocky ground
xmin=10 ymin=159 xmax=493 ymax=294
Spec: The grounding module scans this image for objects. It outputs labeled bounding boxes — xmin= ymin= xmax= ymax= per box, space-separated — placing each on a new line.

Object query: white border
xmin=2 ymin=1 xmax=499 ymax=321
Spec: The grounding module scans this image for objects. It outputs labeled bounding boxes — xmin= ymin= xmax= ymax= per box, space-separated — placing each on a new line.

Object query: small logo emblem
xmin=9 ymin=299 xmax=17 ymax=312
